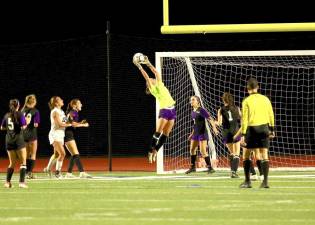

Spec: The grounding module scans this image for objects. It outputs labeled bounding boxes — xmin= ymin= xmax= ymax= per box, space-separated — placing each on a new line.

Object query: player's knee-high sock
xmin=243 ymin=159 xmax=251 ymax=182
xmin=73 ymin=154 xmax=84 ymax=172
xmin=155 ymin=134 xmax=167 ymax=151
xmin=67 ymin=156 xmax=75 ymax=173
xmin=29 ymin=159 xmax=35 ymax=173
xmin=256 ymin=160 xmax=263 ymax=176
xmin=204 ymin=156 xmax=213 ymax=168
xmin=6 ymin=167 xmax=14 ymax=182
xmin=47 ymin=154 xmax=57 ymax=170
xmin=190 ymin=155 xmax=197 ymax=168
xmin=249 ymin=160 xmax=256 ymax=175
xmin=56 ymin=160 xmax=63 ymax=172
xmin=19 ymin=165 xmax=27 ymax=183
xmin=231 ymin=155 xmax=240 ymax=172
xmin=150 ymin=132 xmax=161 ymax=152
xmin=26 ymin=159 xmax=31 ymax=173
xmin=229 ymin=154 xmax=234 ymax=170
xmin=261 ymin=160 xmax=269 ymax=182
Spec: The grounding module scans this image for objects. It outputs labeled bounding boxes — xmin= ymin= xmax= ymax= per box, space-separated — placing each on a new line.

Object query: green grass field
xmin=0 ymin=171 xmax=315 ymax=225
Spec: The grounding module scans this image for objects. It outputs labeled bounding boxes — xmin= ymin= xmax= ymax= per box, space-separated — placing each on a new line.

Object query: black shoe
xmin=231 ymin=171 xmax=239 ymax=178
xmin=259 ymin=181 xmax=270 ymax=188
xmin=185 ymin=166 xmax=196 ymax=174
xmin=207 ymin=167 xmax=215 ymax=174
xmin=239 ymin=181 xmax=252 ymax=188
xmin=26 ymin=172 xmax=36 ymax=179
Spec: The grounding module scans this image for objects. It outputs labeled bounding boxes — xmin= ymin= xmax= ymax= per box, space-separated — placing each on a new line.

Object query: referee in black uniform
xmin=240 ymin=78 xmax=275 ymax=188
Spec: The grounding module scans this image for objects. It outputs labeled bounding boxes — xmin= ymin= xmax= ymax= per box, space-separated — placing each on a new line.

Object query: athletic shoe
xmin=19 ymin=183 xmax=28 ymax=188
xmin=239 ymin=181 xmax=252 ymax=188
xmin=26 ymin=172 xmax=36 ymax=179
xmin=259 ymin=181 xmax=270 ymax=188
xmin=250 ymin=174 xmax=258 ymax=181
xmin=148 ymin=152 xmax=153 ymax=163
xmin=43 ymin=167 xmax=52 ymax=178
xmin=185 ymin=166 xmax=196 ymax=174
xmin=207 ymin=166 xmax=215 ymax=174
xmin=65 ymin=173 xmax=76 ymax=178
xmin=55 ymin=171 xmax=63 ymax=179
xmin=231 ymin=171 xmax=240 ymax=178
xmin=79 ymin=172 xmax=92 ymax=178
xmin=4 ymin=182 xmax=12 ymax=188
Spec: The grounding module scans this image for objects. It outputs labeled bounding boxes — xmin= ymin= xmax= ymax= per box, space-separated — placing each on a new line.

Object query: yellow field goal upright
xmin=161 ymin=0 xmax=315 ymax=34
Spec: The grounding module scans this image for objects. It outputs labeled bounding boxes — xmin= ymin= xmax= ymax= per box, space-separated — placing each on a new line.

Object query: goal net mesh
xmin=156 ymin=51 xmax=315 ymax=173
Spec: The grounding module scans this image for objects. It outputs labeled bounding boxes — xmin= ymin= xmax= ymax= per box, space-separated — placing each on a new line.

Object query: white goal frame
xmin=155 ymin=50 xmax=315 ymax=174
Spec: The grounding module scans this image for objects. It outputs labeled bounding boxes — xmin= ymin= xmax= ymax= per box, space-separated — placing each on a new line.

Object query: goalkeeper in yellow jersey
xmin=239 ymin=77 xmax=275 ymax=188
xmin=133 ymin=54 xmax=176 ymax=163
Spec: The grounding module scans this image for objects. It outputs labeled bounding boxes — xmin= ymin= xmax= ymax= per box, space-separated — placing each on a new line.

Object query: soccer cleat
xmin=65 ymin=173 xmax=76 ymax=178
xmin=185 ymin=166 xmax=196 ymax=174
xmin=26 ymin=172 xmax=36 ymax=179
xmin=259 ymin=181 xmax=270 ymax=188
xmin=43 ymin=167 xmax=52 ymax=178
xmin=4 ymin=182 xmax=12 ymax=188
xmin=19 ymin=183 xmax=28 ymax=188
xmin=148 ymin=152 xmax=153 ymax=163
xmin=239 ymin=181 xmax=252 ymax=188
xmin=55 ymin=171 xmax=63 ymax=179
xmin=231 ymin=171 xmax=240 ymax=178
xmin=207 ymin=166 xmax=215 ymax=174
xmin=250 ymin=174 xmax=258 ymax=181
xmin=79 ymin=172 xmax=92 ymax=178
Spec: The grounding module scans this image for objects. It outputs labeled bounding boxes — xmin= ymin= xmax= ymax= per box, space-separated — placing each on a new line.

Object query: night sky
xmin=0 ymin=1 xmax=315 ymax=44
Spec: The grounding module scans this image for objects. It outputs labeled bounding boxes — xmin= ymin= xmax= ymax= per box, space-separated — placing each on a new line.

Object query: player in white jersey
xmin=47 ymin=96 xmax=72 ymax=178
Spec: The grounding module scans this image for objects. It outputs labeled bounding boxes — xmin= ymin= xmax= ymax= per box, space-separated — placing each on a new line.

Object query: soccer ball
xmin=133 ymin=53 xmax=146 ymax=64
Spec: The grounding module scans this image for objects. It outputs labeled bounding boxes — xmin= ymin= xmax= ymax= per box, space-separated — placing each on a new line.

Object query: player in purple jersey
xmin=21 ymin=94 xmax=40 ymax=179
xmin=1 ymin=99 xmax=28 ymax=188
xmin=185 ymin=96 xmax=215 ymax=174
xmin=64 ymin=99 xmax=92 ymax=178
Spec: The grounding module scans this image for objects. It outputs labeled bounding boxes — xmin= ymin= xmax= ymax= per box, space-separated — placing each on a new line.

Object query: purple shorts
xmin=191 ymin=133 xmax=208 ymax=141
xmin=159 ymin=108 xmax=176 ymax=120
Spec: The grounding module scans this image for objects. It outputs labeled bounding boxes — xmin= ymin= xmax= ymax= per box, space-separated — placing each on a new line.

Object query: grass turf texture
xmin=0 ymin=171 xmax=315 ymax=225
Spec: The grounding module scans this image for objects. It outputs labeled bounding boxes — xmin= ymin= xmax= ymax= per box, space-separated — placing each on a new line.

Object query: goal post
xmin=155 ymin=50 xmax=315 ymax=174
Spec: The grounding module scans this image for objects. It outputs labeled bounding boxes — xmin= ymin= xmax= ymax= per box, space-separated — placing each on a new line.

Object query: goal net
xmin=155 ymin=50 xmax=315 ymax=174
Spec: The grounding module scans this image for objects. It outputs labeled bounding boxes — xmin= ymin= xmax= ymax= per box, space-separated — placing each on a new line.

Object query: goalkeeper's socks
xmin=155 ymin=134 xmax=167 ymax=151
xmin=151 ymin=132 xmax=161 ymax=150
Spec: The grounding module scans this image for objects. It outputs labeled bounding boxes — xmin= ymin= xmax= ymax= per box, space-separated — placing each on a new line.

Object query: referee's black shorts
xmin=245 ymin=124 xmax=270 ymax=149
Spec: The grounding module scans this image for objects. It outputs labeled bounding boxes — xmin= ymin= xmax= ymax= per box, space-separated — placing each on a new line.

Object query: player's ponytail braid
xmin=9 ymin=99 xmax=20 ymax=123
